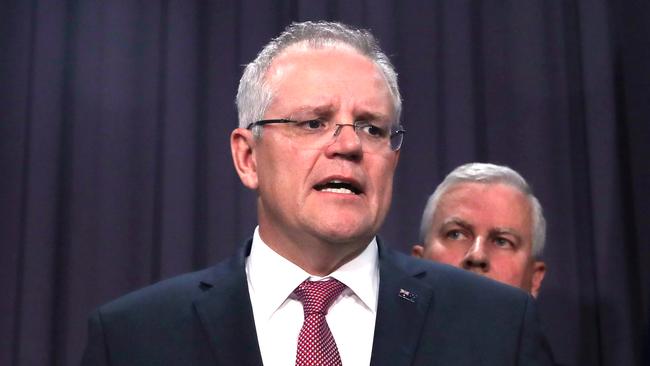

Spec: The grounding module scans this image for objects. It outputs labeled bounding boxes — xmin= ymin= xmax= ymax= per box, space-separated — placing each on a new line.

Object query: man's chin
xmin=308 ymin=221 xmax=376 ymax=246
xmin=299 ymin=204 xmax=383 ymax=244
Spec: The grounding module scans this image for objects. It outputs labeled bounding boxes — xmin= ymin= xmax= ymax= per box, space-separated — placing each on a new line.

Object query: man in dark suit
xmin=82 ymin=21 xmax=553 ymax=365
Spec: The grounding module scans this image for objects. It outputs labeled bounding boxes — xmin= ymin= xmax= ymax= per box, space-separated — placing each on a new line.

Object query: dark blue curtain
xmin=1 ymin=1 xmax=648 ymax=365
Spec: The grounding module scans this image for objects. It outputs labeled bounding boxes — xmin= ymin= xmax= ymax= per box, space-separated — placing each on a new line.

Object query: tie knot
xmin=294 ymin=279 xmax=347 ymax=316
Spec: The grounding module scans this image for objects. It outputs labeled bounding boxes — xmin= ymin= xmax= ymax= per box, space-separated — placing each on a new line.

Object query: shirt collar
xmin=328 ymin=237 xmax=379 ymax=314
xmin=246 ymin=226 xmax=379 ymax=320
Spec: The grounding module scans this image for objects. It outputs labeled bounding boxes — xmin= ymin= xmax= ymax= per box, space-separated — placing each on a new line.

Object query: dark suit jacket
xmin=82 ymin=240 xmax=553 ymax=365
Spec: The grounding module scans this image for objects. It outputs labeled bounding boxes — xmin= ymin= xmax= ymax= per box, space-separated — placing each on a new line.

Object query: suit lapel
xmin=193 ymin=245 xmax=263 ymax=366
xmin=370 ymin=245 xmax=435 ymax=366
xmin=190 ymin=240 xmax=433 ymax=366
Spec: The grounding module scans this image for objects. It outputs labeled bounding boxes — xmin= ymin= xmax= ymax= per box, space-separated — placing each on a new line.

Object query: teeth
xmin=321 ymin=187 xmax=355 ymax=194
xmin=314 ymin=179 xmax=361 ymax=195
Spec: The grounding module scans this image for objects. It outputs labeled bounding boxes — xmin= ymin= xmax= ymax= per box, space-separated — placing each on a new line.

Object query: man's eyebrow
xmin=289 ymin=104 xmax=335 ymax=117
xmin=489 ymin=227 xmax=523 ymax=242
xmin=440 ymin=217 xmax=473 ymax=231
xmin=357 ymin=112 xmax=390 ymax=123
xmin=286 ymin=105 xmax=391 ymax=122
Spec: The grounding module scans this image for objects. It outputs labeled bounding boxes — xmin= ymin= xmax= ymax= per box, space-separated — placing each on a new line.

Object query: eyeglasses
xmin=246 ymin=118 xmax=406 ymax=152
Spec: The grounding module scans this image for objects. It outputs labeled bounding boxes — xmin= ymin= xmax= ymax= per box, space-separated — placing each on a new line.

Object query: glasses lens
xmin=388 ymin=126 xmax=405 ymax=151
xmin=259 ymin=119 xmax=402 ymax=153
xmin=389 ymin=133 xmax=403 ymax=151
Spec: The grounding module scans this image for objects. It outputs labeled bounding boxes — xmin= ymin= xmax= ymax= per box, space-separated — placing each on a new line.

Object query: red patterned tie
xmin=294 ymin=279 xmax=347 ymax=366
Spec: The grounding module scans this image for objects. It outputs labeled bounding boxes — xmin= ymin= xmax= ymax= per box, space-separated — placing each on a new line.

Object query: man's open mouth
xmin=313 ymin=180 xmax=362 ymax=195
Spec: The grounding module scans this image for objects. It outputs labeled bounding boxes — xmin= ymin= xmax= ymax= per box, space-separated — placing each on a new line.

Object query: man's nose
xmin=325 ymin=122 xmax=363 ymax=158
xmin=462 ymin=238 xmax=489 ymax=272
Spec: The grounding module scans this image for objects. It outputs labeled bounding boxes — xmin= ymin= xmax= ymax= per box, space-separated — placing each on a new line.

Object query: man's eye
xmin=494 ymin=238 xmax=513 ymax=248
xmin=296 ymin=119 xmax=326 ymax=130
xmin=358 ymin=123 xmax=388 ymax=138
xmin=446 ymin=230 xmax=465 ymax=240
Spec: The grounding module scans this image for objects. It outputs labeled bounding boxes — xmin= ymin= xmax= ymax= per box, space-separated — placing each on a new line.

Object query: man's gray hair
xmin=236 ymin=21 xmax=402 ymax=133
xmin=419 ymin=163 xmax=547 ymax=258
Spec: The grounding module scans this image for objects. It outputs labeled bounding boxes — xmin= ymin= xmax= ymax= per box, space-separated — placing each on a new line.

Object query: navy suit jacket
xmin=82 ymin=240 xmax=553 ymax=365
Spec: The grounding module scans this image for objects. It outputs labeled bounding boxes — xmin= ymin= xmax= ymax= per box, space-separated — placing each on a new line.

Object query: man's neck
xmin=257 ymin=226 xmax=371 ymax=276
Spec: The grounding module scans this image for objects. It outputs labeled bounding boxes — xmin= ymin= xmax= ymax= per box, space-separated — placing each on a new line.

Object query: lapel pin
xmin=398 ymin=288 xmax=417 ymax=303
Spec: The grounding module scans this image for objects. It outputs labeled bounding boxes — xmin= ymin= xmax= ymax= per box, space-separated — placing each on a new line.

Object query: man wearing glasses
xmin=82 ymin=21 xmax=553 ymax=365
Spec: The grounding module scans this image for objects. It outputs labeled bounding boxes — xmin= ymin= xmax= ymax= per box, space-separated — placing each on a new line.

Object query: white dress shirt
xmin=246 ymin=227 xmax=379 ymax=366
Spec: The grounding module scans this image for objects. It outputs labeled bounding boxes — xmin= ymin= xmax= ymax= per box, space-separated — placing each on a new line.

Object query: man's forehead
xmin=263 ymin=45 xmax=394 ymax=118
xmin=442 ymin=182 xmax=529 ymax=206
xmin=272 ymin=41 xmax=363 ymax=63
xmin=434 ymin=183 xmax=534 ymax=233
xmin=282 ymin=101 xmax=391 ymax=120
xmin=265 ymin=44 xmax=379 ymax=82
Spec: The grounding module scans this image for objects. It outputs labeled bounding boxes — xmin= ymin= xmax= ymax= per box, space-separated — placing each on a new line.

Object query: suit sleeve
xmin=81 ymin=309 xmax=110 ymax=366
xmin=517 ymin=296 xmax=555 ymax=365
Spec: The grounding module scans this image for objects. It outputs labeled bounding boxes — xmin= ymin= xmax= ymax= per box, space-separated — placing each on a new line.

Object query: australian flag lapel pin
xmin=398 ymin=288 xmax=417 ymax=303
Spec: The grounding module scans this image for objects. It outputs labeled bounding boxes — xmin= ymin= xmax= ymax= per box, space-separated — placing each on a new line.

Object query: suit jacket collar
xmin=191 ymin=238 xmax=433 ymax=366
xmin=192 ymin=240 xmax=264 ymax=366
xmin=370 ymin=240 xmax=435 ymax=366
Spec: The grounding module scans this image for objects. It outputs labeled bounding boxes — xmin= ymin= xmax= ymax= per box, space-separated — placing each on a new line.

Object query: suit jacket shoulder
xmin=371 ymin=244 xmax=554 ymax=366
xmin=81 ymin=244 xmax=263 ymax=366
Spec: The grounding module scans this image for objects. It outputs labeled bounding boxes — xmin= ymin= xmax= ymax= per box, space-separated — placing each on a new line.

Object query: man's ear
xmin=231 ymin=128 xmax=259 ymax=190
xmin=530 ymin=260 xmax=546 ymax=298
xmin=411 ymin=244 xmax=425 ymax=258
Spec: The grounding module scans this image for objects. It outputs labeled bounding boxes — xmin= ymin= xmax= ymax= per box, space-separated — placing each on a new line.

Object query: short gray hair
xmin=419 ymin=163 xmax=547 ymax=258
xmin=236 ymin=21 xmax=402 ymax=133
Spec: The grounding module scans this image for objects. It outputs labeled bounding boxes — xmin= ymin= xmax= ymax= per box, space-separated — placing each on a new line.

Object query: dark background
xmin=2 ymin=1 xmax=649 ymax=365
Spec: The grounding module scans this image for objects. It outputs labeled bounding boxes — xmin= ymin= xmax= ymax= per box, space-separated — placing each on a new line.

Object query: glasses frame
xmin=246 ymin=118 xmax=406 ymax=151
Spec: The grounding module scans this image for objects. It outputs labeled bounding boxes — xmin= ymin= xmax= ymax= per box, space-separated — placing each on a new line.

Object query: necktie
xmin=294 ymin=279 xmax=347 ymax=366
